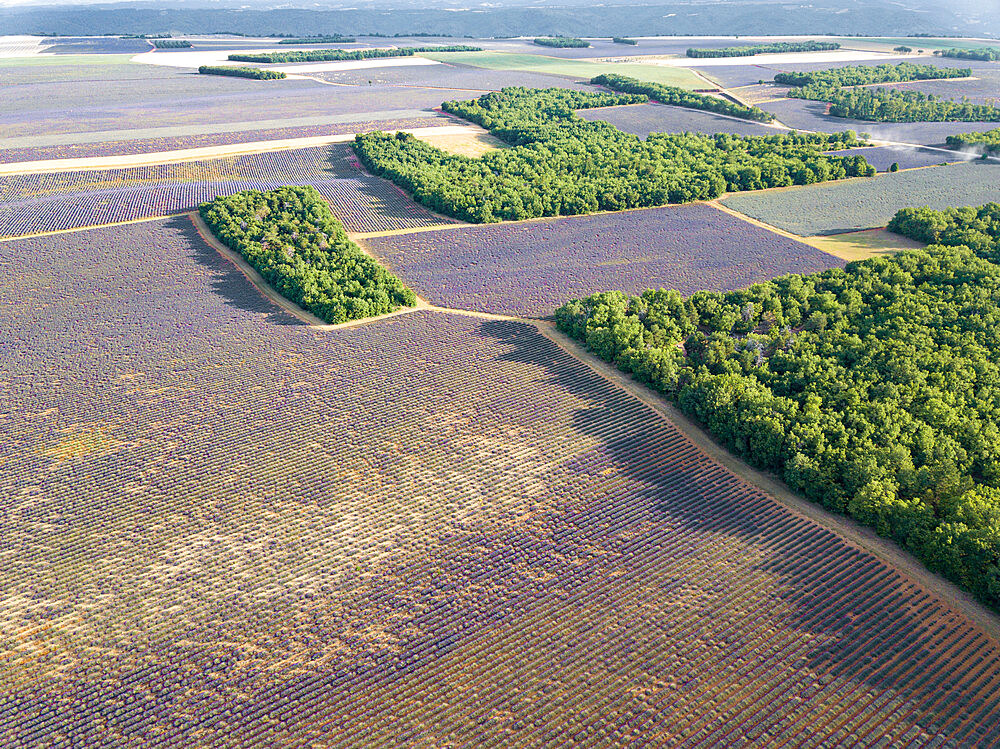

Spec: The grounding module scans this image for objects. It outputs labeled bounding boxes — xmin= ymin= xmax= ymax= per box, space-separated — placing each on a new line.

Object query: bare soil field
xmin=3 ymin=217 xmax=999 ymax=746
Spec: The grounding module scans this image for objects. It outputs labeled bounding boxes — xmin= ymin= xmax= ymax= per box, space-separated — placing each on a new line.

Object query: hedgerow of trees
xmin=686 ymin=41 xmax=840 ymax=58
xmin=946 ymin=128 xmax=1000 ymax=155
xmin=612 ymin=37 xmax=637 ymax=46
xmin=198 ymin=65 xmax=286 ymax=79
xmin=556 ymin=206 xmax=1000 ymax=611
xmin=353 ymin=87 xmax=872 ymax=223
xmin=277 ymin=35 xmax=356 ymax=44
xmin=938 ymin=48 xmax=1000 ymax=62
xmin=199 ymin=186 xmax=415 ymax=323
xmin=592 ymin=73 xmax=774 ymax=123
xmin=775 ymin=62 xmax=1000 ymax=122
xmin=534 ymin=37 xmax=589 ymax=48
xmin=228 ymin=45 xmax=481 ymax=64
xmin=152 ymin=39 xmax=191 ymax=48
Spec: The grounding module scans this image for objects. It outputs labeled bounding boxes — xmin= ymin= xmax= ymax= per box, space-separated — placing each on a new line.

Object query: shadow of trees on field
xmin=169 ymin=213 xmax=305 ymax=327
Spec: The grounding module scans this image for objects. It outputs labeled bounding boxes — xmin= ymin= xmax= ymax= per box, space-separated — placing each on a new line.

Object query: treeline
xmin=773 ymin=62 xmax=970 ymax=88
xmin=199 ymin=186 xmax=414 ymax=323
xmin=152 ymin=39 xmax=191 ymax=48
xmin=556 ymin=209 xmax=1000 ymax=612
xmin=937 ymin=48 xmax=1000 ymax=62
xmin=278 ymin=35 xmax=355 ymax=44
xmin=946 ymin=128 xmax=1000 ymax=155
xmin=686 ymin=40 xmax=840 ymax=58
xmin=889 ymin=202 xmax=1000 ymax=255
xmin=198 ymin=65 xmax=286 ymax=79
xmin=612 ymin=37 xmax=637 ymax=46
xmin=534 ymin=37 xmax=589 ymax=48
xmin=774 ymin=62 xmax=1000 ymax=122
xmin=592 ymin=73 xmax=774 ymax=123
xmin=228 ymin=45 xmax=480 ymax=63
xmin=353 ymin=87 xmax=871 ymax=223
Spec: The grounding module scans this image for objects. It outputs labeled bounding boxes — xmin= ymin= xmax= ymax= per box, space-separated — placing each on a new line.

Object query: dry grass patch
xmin=413 ymin=129 xmax=506 ymax=157
xmin=803 ymin=228 xmax=925 ymax=261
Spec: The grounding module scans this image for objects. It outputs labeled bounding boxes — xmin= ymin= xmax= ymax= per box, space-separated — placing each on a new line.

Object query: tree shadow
xmin=168 ymin=213 xmax=305 ymax=327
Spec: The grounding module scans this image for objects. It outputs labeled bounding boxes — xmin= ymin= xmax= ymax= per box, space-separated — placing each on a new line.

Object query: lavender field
xmin=824 ymin=145 xmax=958 ymax=171
xmin=0 ymin=116 xmax=446 ymax=165
xmin=723 ymin=160 xmax=1000 ymax=235
xmin=361 ymin=204 xmax=843 ymax=317
xmin=2 ymin=217 xmax=999 ymax=746
xmin=576 ymin=102 xmax=779 ymax=138
xmin=0 ymin=146 xmax=453 ymax=236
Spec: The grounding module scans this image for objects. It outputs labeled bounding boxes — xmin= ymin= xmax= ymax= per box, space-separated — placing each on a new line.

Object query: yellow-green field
xmin=421 ymin=51 xmax=708 ymax=89
xmin=804 ymin=228 xmax=926 ymax=261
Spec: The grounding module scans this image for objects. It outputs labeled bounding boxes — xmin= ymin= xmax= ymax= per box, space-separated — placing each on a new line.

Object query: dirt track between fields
xmin=0 ymin=125 xmax=485 ymax=175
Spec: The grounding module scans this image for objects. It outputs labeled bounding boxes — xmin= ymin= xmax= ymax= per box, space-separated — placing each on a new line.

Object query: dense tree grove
xmin=533 ymin=37 xmax=589 ymax=48
xmin=774 ymin=63 xmax=970 ymax=89
xmin=612 ymin=37 xmax=637 ymax=46
xmin=152 ymin=39 xmax=191 ymax=48
xmin=945 ymin=128 xmax=1000 ymax=155
xmin=889 ymin=202 xmax=1000 ymax=252
xmin=353 ymin=87 xmax=872 ymax=223
xmin=277 ymin=35 xmax=355 ymax=44
xmin=592 ymin=73 xmax=774 ymax=122
xmin=198 ymin=65 xmax=286 ymax=79
xmin=775 ymin=62 xmax=1000 ymax=122
xmin=556 ymin=212 xmax=1000 ymax=611
xmin=199 ymin=186 xmax=415 ymax=323
xmin=228 ymin=45 xmax=480 ymax=63
xmin=686 ymin=41 xmax=840 ymax=58
xmin=938 ymin=48 xmax=1000 ymax=62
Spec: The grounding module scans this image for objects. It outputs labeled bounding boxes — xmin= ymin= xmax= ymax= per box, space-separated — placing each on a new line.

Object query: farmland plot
xmin=360 ymin=204 xmax=842 ymax=317
xmin=722 ymin=160 xmax=1000 ymax=235
xmin=0 ymin=116 xmax=447 ymax=165
xmin=0 ymin=145 xmax=453 ymax=237
xmin=822 ymin=145 xmax=957 ymax=171
xmin=2 ymin=218 xmax=1000 ymax=746
xmin=576 ymin=102 xmax=782 ymax=138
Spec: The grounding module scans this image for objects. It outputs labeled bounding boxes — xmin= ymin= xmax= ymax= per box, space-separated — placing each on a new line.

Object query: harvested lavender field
xmin=310 ymin=63 xmax=590 ymax=92
xmin=761 ymin=97 xmax=1000 ymax=144
xmin=576 ymin=102 xmax=779 ymax=137
xmin=0 ymin=145 xmax=454 ymax=236
xmin=3 ymin=217 xmax=1000 ymax=747
xmin=723 ymin=160 xmax=1000 ymax=235
xmin=0 ymin=116 xmax=447 ymax=164
xmin=824 ymin=145 xmax=958 ymax=171
xmin=360 ymin=204 xmax=842 ymax=317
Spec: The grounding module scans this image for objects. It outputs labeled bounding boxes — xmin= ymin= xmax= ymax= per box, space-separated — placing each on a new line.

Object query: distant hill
xmin=3 ymin=0 xmax=996 ymax=39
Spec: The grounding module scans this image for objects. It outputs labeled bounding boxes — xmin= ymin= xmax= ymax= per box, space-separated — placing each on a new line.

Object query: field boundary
xmin=532 ymin=320 xmax=1000 ymax=643
xmin=190 ymin=211 xmax=424 ymax=330
xmin=0 ymin=125 xmax=484 ymax=175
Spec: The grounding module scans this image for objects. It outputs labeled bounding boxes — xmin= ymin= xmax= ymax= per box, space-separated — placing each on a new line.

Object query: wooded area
xmin=775 ymin=62 xmax=1000 ymax=122
xmin=199 ymin=186 xmax=415 ymax=323
xmin=354 ymin=87 xmax=872 ymax=223
xmin=686 ymin=40 xmax=840 ymax=58
xmin=557 ymin=203 xmax=1000 ymax=611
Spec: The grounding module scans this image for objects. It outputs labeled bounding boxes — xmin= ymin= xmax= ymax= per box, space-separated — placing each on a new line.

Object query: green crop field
xmin=420 ymin=51 xmax=707 ymax=89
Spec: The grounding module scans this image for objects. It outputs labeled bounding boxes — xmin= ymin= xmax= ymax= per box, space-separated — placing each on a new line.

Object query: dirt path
xmin=529 ymin=319 xmax=1000 ymax=643
xmin=0 ymin=125 xmax=484 ymax=176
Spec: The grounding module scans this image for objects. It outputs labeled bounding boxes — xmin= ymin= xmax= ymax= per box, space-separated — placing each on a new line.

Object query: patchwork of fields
xmin=0 ymin=145 xmax=453 ymax=237
xmin=4 ymin=218 xmax=1000 ymax=746
xmin=361 ymin=205 xmax=843 ymax=317
xmin=4 ymin=33 xmax=1000 ymax=747
xmin=721 ymin=161 xmax=1000 ymax=235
